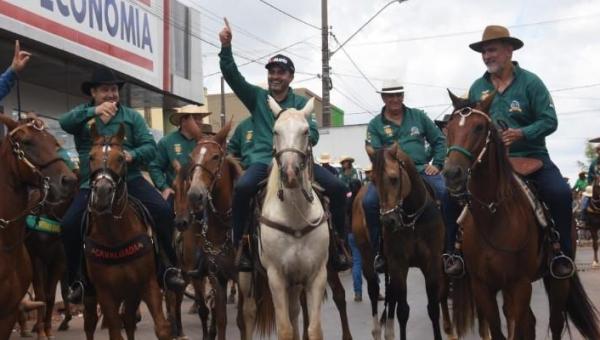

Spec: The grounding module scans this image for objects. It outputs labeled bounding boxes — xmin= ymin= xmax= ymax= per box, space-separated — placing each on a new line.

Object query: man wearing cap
xmin=364 ymin=80 xmax=459 ymax=274
xmin=466 ymin=25 xmax=574 ymax=277
xmin=319 ymin=152 xmax=338 ymax=176
xmin=227 ymin=117 xmax=255 ymax=170
xmin=219 ymin=21 xmax=350 ymax=271
xmin=149 ymin=106 xmax=212 ymax=207
xmin=0 ymin=40 xmax=31 ymax=102
xmin=59 ymin=67 xmax=185 ymax=302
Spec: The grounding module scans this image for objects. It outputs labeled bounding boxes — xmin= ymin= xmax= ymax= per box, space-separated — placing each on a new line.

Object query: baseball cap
xmin=265 ymin=54 xmax=295 ymax=73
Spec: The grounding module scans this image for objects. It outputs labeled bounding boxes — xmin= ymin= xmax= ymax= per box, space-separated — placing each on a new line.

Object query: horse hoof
xmin=177 ymin=336 xmax=189 ymax=340
xmin=593 ymin=261 xmax=599 ymax=267
xmin=20 ymin=331 xmax=33 ymax=338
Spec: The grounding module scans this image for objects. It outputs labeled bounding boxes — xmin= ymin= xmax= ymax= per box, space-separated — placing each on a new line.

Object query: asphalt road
xmin=11 ymin=247 xmax=600 ymax=339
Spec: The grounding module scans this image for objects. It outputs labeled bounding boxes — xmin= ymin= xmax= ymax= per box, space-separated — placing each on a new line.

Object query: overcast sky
xmin=188 ymin=0 xmax=600 ymax=182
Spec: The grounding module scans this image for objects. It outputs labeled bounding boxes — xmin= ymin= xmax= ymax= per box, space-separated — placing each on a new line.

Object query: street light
xmin=331 ymin=0 xmax=407 ymax=56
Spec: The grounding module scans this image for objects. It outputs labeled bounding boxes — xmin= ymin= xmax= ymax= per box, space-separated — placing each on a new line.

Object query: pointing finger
xmin=224 ymin=17 xmax=231 ymax=31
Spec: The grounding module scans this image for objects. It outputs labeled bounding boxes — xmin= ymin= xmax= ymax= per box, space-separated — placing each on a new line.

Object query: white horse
xmin=238 ymin=97 xmax=329 ymax=340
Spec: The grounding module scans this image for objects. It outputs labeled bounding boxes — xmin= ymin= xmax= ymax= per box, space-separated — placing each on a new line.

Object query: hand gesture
xmin=501 ymin=128 xmax=524 ymax=147
xmin=424 ymin=164 xmax=440 ymax=176
xmin=219 ymin=17 xmax=232 ymax=47
xmin=161 ymin=187 xmax=175 ymax=200
xmin=11 ymin=40 xmax=32 ymax=74
xmin=95 ymin=101 xmax=118 ymax=123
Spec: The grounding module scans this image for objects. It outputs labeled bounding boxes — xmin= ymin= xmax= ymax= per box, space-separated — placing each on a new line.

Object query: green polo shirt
xmin=59 ymin=102 xmax=156 ymax=189
xmin=468 ymin=62 xmax=557 ymax=157
xmin=227 ymin=117 xmax=254 ymax=169
xmin=366 ymin=106 xmax=446 ymax=173
xmin=149 ymin=130 xmax=197 ymax=191
xmin=339 ymin=168 xmax=359 ymax=186
xmin=219 ymin=46 xmax=319 ymax=166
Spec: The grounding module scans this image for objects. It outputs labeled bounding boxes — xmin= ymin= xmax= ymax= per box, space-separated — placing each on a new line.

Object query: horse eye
xmin=212 ymin=154 xmax=220 ymax=161
xmin=117 ymin=155 xmax=125 ymax=162
xmin=474 ymin=124 xmax=485 ymax=133
xmin=303 ymin=129 xmax=308 ymax=136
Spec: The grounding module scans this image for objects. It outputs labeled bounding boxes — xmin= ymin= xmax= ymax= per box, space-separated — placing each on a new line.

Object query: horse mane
xmin=265 ymin=162 xmax=280 ymax=203
xmin=225 ymin=155 xmax=243 ymax=181
xmin=486 ymin=117 xmax=516 ymax=201
xmin=372 ymin=148 xmax=386 ymax=185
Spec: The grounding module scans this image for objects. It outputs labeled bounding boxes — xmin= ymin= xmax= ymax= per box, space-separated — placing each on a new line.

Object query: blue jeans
xmin=525 ymin=156 xmax=573 ymax=256
xmin=231 ymin=163 xmax=349 ymax=246
xmin=362 ymin=173 xmax=460 ymax=253
xmin=348 ymin=233 xmax=362 ymax=295
xmin=61 ymin=177 xmax=176 ymax=283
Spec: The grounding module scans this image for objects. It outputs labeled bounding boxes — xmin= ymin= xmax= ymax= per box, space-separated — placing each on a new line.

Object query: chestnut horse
xmin=82 ymin=124 xmax=170 ymax=340
xmin=585 ymin=167 xmax=600 ymax=266
xmin=0 ymin=115 xmax=77 ymax=339
xmin=166 ymin=121 xmax=240 ymax=340
xmin=443 ymin=91 xmax=600 ymax=340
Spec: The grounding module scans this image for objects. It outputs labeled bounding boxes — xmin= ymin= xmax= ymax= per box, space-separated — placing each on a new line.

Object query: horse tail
xmin=450 ymin=273 xmax=475 ymax=337
xmin=254 ymin=271 xmax=276 ymax=336
xmin=565 ymin=273 xmax=600 ymax=339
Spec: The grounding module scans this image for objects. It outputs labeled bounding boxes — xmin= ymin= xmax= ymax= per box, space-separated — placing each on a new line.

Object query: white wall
xmin=313 ymin=124 xmax=370 ymax=168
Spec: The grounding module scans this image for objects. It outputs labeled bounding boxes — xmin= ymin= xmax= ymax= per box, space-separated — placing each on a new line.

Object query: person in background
xmin=1 ymin=40 xmax=31 ymax=102
xmin=227 ymin=117 xmax=254 ymax=170
xmin=363 ymin=164 xmax=373 ymax=184
xmin=338 ymin=155 xmax=360 ymax=186
xmin=318 ymin=152 xmax=338 ymax=176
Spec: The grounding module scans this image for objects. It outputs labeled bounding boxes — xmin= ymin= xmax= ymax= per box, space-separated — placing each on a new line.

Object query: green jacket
xmin=149 ymin=130 xmax=197 ymax=191
xmin=366 ymin=106 xmax=447 ymax=173
xmin=219 ymin=46 xmax=319 ymax=166
xmin=588 ymin=159 xmax=599 ymax=184
xmin=468 ymin=62 xmax=557 ymax=157
xmin=339 ymin=168 xmax=359 ymax=186
xmin=573 ymin=178 xmax=587 ymax=192
xmin=227 ymin=117 xmax=254 ymax=169
xmin=59 ymin=102 xmax=156 ymax=188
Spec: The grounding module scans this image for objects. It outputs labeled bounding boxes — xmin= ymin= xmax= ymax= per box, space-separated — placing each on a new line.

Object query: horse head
xmin=442 ymin=90 xmax=499 ymax=197
xmin=268 ymin=96 xmax=315 ymax=188
xmin=366 ymin=142 xmax=413 ymax=228
xmin=187 ymin=121 xmax=232 ymax=217
xmin=88 ymin=123 xmax=127 ymax=216
xmin=0 ymin=114 xmax=77 ymax=203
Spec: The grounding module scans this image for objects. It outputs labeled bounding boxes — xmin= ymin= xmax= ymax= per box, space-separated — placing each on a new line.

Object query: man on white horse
xmin=218 ymin=19 xmax=350 ymax=272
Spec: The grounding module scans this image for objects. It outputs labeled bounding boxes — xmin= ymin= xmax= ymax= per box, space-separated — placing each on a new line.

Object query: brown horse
xmin=356 ymin=143 xmax=445 ymax=340
xmin=443 ymin=91 xmax=600 ymax=340
xmin=586 ymin=168 xmax=600 ymax=266
xmin=166 ymin=121 xmax=240 ymax=340
xmin=82 ymin=123 xmax=170 ymax=340
xmin=0 ymin=115 xmax=77 ymax=339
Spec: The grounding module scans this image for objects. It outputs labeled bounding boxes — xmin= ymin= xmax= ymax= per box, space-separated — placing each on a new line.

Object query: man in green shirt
xmin=363 ymin=80 xmax=461 ymax=274
xmin=59 ymin=67 xmax=185 ymax=302
xmin=149 ymin=106 xmax=212 ymax=209
xmin=227 ymin=117 xmax=254 ymax=170
xmin=219 ymin=20 xmax=350 ymax=271
xmin=338 ymin=155 xmax=360 ymax=186
xmin=464 ymin=25 xmax=574 ymax=277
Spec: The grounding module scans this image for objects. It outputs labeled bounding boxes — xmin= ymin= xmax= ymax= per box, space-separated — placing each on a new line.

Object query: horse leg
xmin=288 ymin=285 xmax=302 ymax=340
xmin=305 ymin=265 xmax=328 ymax=340
xmin=96 ymin=291 xmax=124 ymax=340
xmin=83 ymin=294 xmax=99 ymax=340
xmin=44 ymin=260 xmax=64 ymax=339
xmin=0 ymin=311 xmax=19 ymax=340
xmin=422 ymin=267 xmax=443 ymax=340
xmin=592 ymin=225 xmax=599 ymax=266
xmin=327 ymin=269 xmax=353 ymax=340
xmin=58 ymin=278 xmax=72 ymax=331
xmin=192 ymin=278 xmax=210 ymax=339
xmin=389 ymin=266 xmax=408 ymax=340
xmin=141 ymin=280 xmax=171 ymax=340
xmin=165 ymin=290 xmax=185 ymax=339
xmin=238 ymin=272 xmax=256 ymax=340
xmin=471 ymin=279 xmax=505 ymax=340
xmin=266 ymin=268 xmax=294 ymax=340
xmin=122 ymin=297 xmax=142 ymax=340
xmin=439 ymin=274 xmax=457 ymax=340
xmin=476 ymin=306 xmax=491 ymax=340
xmin=215 ymin=277 xmax=229 ymax=340
xmin=506 ymin=280 xmax=533 ymax=340
xmin=228 ymin=280 xmax=237 ymax=304
xmin=31 ymin=257 xmax=48 ymax=340
xmin=364 ymin=268 xmax=381 ymax=339
xmin=300 ymin=291 xmax=309 ymax=340
xmin=542 ymin=276 xmax=569 ymax=340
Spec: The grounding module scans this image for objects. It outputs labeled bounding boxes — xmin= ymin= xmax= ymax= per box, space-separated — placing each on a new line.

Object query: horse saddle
xmin=512 ymin=174 xmax=549 ymax=228
xmin=509 ymin=157 xmax=543 ymax=177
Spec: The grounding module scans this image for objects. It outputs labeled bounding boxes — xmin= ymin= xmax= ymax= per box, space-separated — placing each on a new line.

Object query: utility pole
xmin=220 ymin=76 xmax=226 ymax=128
xmin=321 ymin=0 xmax=331 ymax=127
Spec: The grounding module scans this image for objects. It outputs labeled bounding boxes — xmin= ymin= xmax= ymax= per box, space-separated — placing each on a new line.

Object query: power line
xmin=330 ymin=74 xmax=379 ymax=116
xmin=331 ymin=86 xmax=377 ymax=117
xmin=330 ymin=31 xmax=378 ymax=91
xmin=256 ymin=0 xmax=321 ymax=30
xmin=550 ymin=83 xmax=600 ymax=93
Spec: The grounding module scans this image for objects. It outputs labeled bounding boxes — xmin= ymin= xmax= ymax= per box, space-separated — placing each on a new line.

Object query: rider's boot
xmin=186 ymin=248 xmax=206 ymax=279
xmin=373 ymin=253 xmax=386 ymax=274
xmin=443 ymin=252 xmax=465 ymax=277
xmin=549 ymin=234 xmax=575 ymax=279
xmin=330 ymin=230 xmax=352 ymax=272
xmin=236 ymin=235 xmax=253 ymax=272
xmin=163 ymin=266 xmax=186 ymax=293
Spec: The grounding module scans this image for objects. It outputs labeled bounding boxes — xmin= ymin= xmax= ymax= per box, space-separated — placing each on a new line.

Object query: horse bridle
xmin=378 ymin=156 xmax=430 ymax=230
xmin=88 ymin=138 xmax=127 ymax=218
xmin=445 ymin=107 xmax=506 ymax=213
xmin=0 ymin=120 xmax=62 ymax=229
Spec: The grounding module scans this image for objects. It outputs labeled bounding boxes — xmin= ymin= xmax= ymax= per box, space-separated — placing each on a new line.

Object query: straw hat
xmin=169 ymin=105 xmax=212 ymax=126
xmin=363 ymin=164 xmax=372 ymax=172
xmin=377 ymin=79 xmax=404 ymax=94
xmin=339 ymin=155 xmax=355 ymax=164
xmin=469 ymin=25 xmax=524 ymax=52
xmin=318 ymin=152 xmax=332 ymax=164
xmin=583 ymin=185 xmax=594 ymax=198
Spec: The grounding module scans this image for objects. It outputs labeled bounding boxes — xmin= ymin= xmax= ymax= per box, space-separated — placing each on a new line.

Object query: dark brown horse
xmin=83 ymin=123 xmax=170 ymax=340
xmin=167 ymin=121 xmax=240 ymax=340
xmin=0 ymin=115 xmax=77 ymax=339
xmin=356 ymin=143 xmax=445 ymax=340
xmin=584 ymin=168 xmax=600 ymax=266
xmin=443 ymin=91 xmax=600 ymax=340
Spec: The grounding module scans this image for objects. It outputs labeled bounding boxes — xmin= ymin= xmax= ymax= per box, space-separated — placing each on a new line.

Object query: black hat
xmin=265 ymin=54 xmax=295 ymax=73
xmin=81 ymin=67 xmax=125 ymax=96
xmin=434 ymin=114 xmax=452 ymax=130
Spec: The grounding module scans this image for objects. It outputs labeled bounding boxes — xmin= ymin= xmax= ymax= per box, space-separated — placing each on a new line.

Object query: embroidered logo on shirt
xmin=480 ymin=90 xmax=491 ymax=101
xmin=509 ymin=100 xmax=522 ymax=113
xmin=245 ymin=130 xmax=253 ymax=142
xmin=174 ymin=144 xmax=182 ymax=154
xmin=383 ymin=125 xmax=393 ymax=137
xmin=410 ymin=126 xmax=420 ymax=137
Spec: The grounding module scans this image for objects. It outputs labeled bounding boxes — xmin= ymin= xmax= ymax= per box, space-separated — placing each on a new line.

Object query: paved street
xmin=11 ymin=247 xmax=600 ymax=339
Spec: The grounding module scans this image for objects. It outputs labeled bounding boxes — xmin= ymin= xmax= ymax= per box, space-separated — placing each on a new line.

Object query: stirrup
xmin=549 ymin=253 xmax=576 ymax=279
xmin=443 ymin=253 xmax=466 ymax=278
xmin=67 ymin=280 xmax=85 ymax=304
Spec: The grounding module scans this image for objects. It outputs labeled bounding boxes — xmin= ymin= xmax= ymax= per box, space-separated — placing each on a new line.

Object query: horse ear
xmin=478 ymin=91 xmax=496 ymax=114
xmin=267 ymin=96 xmax=282 ymax=117
xmin=447 ymin=89 xmax=468 ymax=109
xmin=116 ymin=123 xmax=126 ymax=142
xmin=301 ymin=98 xmax=315 ymax=119
xmin=389 ymin=142 xmax=401 ymax=158
xmin=90 ymin=122 xmax=99 ymax=141
xmin=366 ymin=144 xmax=376 ymax=162
xmin=215 ymin=119 xmax=233 ymax=147
xmin=0 ymin=114 xmax=19 ymax=132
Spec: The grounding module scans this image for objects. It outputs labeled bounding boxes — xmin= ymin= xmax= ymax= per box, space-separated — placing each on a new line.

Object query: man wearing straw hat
xmin=464 ymin=25 xmax=574 ymax=277
xmin=318 ymin=152 xmax=338 ymax=176
xmin=149 ymin=105 xmax=212 ymax=206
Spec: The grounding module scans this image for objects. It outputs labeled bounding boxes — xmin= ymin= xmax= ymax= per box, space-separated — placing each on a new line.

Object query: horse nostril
xmin=443 ymin=167 xmax=462 ymax=181
xmin=61 ymin=174 xmax=77 ymax=189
